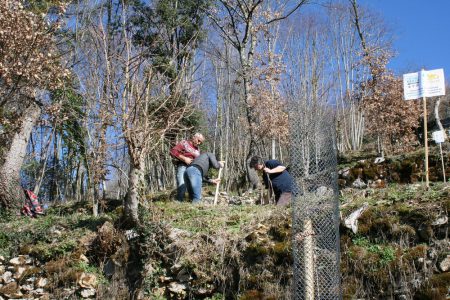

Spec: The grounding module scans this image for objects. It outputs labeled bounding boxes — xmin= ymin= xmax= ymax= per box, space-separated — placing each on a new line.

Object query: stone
xmin=1 ymin=271 xmax=13 ymax=284
xmin=20 ymin=284 xmax=34 ymax=292
xmin=340 ymin=167 xmax=351 ymax=178
xmin=13 ymin=266 xmax=27 ymax=279
xmin=170 ymin=264 xmax=182 ymax=274
xmin=168 ymin=228 xmax=191 ymax=241
xmin=168 ymin=282 xmax=186 ymax=294
xmin=80 ymin=288 xmax=96 ymax=298
xmin=0 ymin=281 xmax=20 ymax=298
xmin=374 ymin=157 xmax=385 ymax=164
xmin=431 ymin=215 xmax=448 ymax=226
xmin=176 ymin=269 xmax=192 ymax=283
xmin=344 ymin=203 xmax=369 ymax=234
xmin=8 ymin=257 xmax=26 ymax=266
xmin=77 ymin=273 xmax=97 ymax=289
xmin=352 ymin=178 xmax=367 ymax=189
xmin=36 ymin=277 xmax=47 ymax=288
xmin=124 ymin=229 xmax=138 ymax=240
xmin=103 ymin=259 xmax=117 ymax=278
xmin=438 ymin=254 xmax=450 ymax=272
xmin=315 ymin=186 xmax=333 ymax=197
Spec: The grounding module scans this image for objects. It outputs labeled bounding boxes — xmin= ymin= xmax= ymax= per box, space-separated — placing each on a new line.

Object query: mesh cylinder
xmin=290 ymin=107 xmax=341 ymax=300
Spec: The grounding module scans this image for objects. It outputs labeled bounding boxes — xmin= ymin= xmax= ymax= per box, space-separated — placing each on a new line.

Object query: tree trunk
xmin=434 ymin=97 xmax=448 ymax=140
xmin=124 ymin=155 xmax=145 ymax=226
xmin=0 ymin=101 xmax=41 ymax=211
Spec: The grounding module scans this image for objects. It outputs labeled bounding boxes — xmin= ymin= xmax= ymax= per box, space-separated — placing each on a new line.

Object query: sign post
xmin=403 ymin=68 xmax=446 ymax=188
xmin=432 ymin=130 xmax=447 ymax=182
xmin=423 ymin=95 xmax=429 ymax=187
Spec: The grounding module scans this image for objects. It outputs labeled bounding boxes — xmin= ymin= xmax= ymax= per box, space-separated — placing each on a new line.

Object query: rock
xmin=176 ymin=269 xmax=192 ymax=283
xmin=159 ymin=276 xmax=173 ymax=283
xmin=168 ymin=282 xmax=186 ymax=294
xmin=431 ymin=215 xmax=448 ymax=226
xmin=36 ymin=277 xmax=47 ymax=288
xmin=25 ymin=277 xmax=36 ymax=283
xmin=9 ymin=256 xmax=26 ymax=266
xmin=352 ymin=178 xmax=367 ymax=189
xmin=13 ymin=266 xmax=27 ymax=279
xmin=340 ymin=167 xmax=351 ymax=179
xmin=20 ymin=283 xmax=34 ymax=292
xmin=1 ymin=271 xmax=13 ymax=284
xmin=438 ymin=254 xmax=450 ymax=272
xmin=37 ymin=293 xmax=50 ymax=300
xmin=0 ymin=281 xmax=20 ymax=298
xmin=124 ymin=229 xmax=138 ymax=240
xmin=168 ymin=228 xmax=191 ymax=241
xmin=0 ymin=256 xmax=4 ymax=263
xmin=344 ymin=203 xmax=369 ymax=234
xmin=77 ymin=273 xmax=97 ymax=289
xmin=315 ymin=186 xmax=333 ymax=197
xmin=103 ymin=259 xmax=118 ymax=278
xmin=80 ymin=288 xmax=96 ymax=298
xmin=0 ymin=266 xmax=4 ymax=274
xmin=374 ymin=157 xmax=385 ymax=164
xmin=170 ymin=264 xmax=182 ymax=274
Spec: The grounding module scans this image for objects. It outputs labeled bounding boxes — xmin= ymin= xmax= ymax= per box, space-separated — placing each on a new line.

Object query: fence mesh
xmin=289 ymin=105 xmax=341 ymax=300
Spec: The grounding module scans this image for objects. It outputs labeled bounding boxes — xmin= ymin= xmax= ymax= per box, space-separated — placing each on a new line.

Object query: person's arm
xmin=263 ymin=165 xmax=286 ymax=174
xmin=208 ymin=153 xmax=224 ymax=169
xmin=170 ymin=142 xmax=194 ymax=164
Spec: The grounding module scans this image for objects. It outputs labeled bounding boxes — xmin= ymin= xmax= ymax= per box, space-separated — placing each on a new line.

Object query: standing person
xmin=249 ymin=156 xmax=293 ymax=206
xmin=170 ymin=133 xmax=205 ymax=201
xmin=184 ymin=152 xmax=224 ymax=204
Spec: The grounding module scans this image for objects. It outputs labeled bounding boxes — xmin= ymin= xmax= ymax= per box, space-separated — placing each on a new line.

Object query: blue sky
xmin=359 ymin=0 xmax=450 ymax=81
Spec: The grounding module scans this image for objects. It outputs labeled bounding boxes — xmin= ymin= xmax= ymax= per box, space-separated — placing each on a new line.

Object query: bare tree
xmin=207 ymin=0 xmax=308 ymax=187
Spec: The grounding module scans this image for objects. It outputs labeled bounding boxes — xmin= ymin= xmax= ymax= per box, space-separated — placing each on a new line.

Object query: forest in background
xmin=1 ymin=0 xmax=449 ymax=224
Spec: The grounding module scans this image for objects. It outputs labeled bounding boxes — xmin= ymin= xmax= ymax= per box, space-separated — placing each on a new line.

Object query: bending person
xmin=249 ymin=156 xmax=293 ymax=206
xmin=184 ymin=152 xmax=224 ymax=204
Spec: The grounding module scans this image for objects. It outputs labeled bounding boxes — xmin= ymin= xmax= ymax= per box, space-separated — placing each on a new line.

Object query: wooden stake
xmin=213 ymin=163 xmax=224 ymax=205
xmin=303 ymin=218 xmax=315 ymax=300
xmin=423 ymin=96 xmax=429 ymax=188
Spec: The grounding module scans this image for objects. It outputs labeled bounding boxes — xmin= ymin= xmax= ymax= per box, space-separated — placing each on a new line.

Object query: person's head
xmin=191 ymin=133 xmax=205 ymax=147
xmin=249 ymin=156 xmax=264 ymax=170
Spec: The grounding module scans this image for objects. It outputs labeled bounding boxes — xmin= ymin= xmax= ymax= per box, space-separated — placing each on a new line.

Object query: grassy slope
xmin=0 ymin=182 xmax=449 ymax=299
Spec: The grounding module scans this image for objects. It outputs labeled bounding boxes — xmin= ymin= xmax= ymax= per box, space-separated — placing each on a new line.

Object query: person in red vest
xmin=170 ymin=133 xmax=205 ymax=201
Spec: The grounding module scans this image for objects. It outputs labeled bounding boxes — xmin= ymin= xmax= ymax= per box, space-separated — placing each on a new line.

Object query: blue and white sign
xmin=403 ymin=69 xmax=446 ymax=100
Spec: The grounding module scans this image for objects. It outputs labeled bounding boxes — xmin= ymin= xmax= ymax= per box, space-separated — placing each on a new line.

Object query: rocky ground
xmin=0 ymin=152 xmax=449 ymax=299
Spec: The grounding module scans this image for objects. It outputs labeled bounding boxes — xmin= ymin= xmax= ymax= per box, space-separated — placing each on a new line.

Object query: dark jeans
xmin=276 ymin=192 xmax=291 ymax=206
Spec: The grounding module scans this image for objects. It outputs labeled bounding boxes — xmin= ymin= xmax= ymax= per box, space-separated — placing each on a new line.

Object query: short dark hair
xmin=249 ymin=156 xmax=263 ymax=169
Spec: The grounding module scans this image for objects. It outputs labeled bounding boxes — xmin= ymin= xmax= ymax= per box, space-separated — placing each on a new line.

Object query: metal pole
xmin=439 ymin=143 xmax=446 ymax=182
xmin=423 ymin=96 xmax=429 ymax=188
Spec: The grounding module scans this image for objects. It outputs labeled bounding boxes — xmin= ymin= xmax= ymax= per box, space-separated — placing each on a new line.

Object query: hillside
xmin=0 ymin=160 xmax=449 ymax=299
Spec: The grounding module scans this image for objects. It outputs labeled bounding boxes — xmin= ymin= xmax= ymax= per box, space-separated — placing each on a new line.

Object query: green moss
xmin=243 ymin=243 xmax=269 ymax=265
xmin=268 ymin=223 xmax=291 ymax=241
xmin=271 ymin=241 xmax=292 ymax=265
xmin=401 ymin=245 xmax=428 ymax=264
